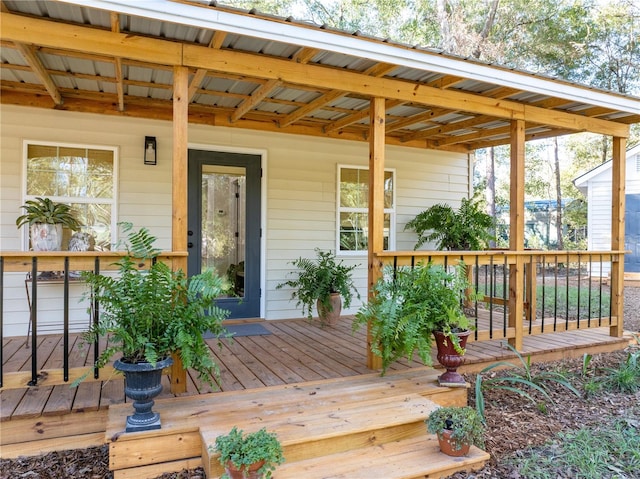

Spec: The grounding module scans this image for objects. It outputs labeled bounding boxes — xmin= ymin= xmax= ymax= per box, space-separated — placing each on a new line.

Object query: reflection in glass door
xmin=201 ymin=165 xmax=246 ymax=297
xmin=188 ymin=150 xmax=261 ymax=318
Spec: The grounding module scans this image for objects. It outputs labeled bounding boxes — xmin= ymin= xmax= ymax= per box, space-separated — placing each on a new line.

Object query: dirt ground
xmin=2 ymin=287 xmax=638 ymax=479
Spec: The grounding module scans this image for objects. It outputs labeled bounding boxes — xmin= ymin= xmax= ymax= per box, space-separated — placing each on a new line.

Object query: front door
xmin=188 ymin=150 xmax=261 ymax=318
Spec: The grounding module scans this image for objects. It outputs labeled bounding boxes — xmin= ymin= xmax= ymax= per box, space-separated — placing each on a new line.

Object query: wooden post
xmin=508 ymin=120 xmax=525 ymax=351
xmin=610 ymin=136 xmax=626 ymax=337
xmin=367 ymin=97 xmax=385 ymax=370
xmin=170 ymin=65 xmax=189 ymax=394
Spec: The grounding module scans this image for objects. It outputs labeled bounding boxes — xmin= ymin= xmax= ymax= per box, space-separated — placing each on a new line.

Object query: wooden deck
xmin=0 ymin=316 xmax=632 ymax=460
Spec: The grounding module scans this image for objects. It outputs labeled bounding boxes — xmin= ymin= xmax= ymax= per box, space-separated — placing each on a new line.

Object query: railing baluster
xmin=565 ymin=253 xmax=570 ymax=330
xmin=540 ymin=257 xmax=546 ymax=332
xmin=587 ymin=254 xmax=593 ymax=328
xmin=488 ymin=256 xmax=494 ymax=338
xmin=576 ymin=253 xmax=582 ymax=328
xmin=63 ymin=257 xmax=70 ymax=382
xmin=599 ymin=254 xmax=604 ymax=327
xmin=93 ymin=257 xmax=100 ymax=379
xmin=553 ymin=255 xmax=559 ymax=331
xmin=29 ymin=257 xmax=38 ymax=386
xmin=502 ymin=256 xmax=507 ymax=338
xmin=473 ymin=256 xmax=479 ymax=340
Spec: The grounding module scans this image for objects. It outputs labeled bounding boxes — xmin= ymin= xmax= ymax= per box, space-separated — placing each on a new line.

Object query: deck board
xmin=1 ymin=317 xmax=631 ymax=426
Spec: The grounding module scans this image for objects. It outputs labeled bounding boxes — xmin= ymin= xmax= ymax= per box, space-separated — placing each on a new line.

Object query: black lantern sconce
xmin=144 ymin=136 xmax=157 ymax=165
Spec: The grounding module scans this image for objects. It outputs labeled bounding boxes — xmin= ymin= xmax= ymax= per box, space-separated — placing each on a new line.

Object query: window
xmin=337 ymin=166 xmax=395 ymax=253
xmin=23 ymin=141 xmax=118 ymax=251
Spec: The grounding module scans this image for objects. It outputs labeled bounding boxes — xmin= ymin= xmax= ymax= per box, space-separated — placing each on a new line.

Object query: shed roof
xmin=1 ymin=0 xmax=638 ymax=152
xmin=574 ymin=143 xmax=640 ymax=192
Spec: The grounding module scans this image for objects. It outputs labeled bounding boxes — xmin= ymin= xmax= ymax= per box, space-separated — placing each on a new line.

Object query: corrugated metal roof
xmin=0 ymin=0 xmax=637 ymax=151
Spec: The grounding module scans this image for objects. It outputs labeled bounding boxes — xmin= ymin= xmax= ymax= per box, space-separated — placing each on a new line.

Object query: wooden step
xmin=271 ymin=435 xmax=490 ymax=479
xmin=201 ymin=393 xmax=440 ymax=477
xmin=107 ymin=367 xmax=468 ymax=478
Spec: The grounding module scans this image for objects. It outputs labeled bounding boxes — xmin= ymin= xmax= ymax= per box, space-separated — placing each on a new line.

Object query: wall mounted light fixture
xmin=144 ymin=136 xmax=157 ymax=165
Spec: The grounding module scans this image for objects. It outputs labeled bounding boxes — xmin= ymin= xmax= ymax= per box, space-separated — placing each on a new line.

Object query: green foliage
xmin=353 ymin=262 xmax=473 ymax=374
xmin=78 ymin=223 xmax=230 ymax=388
xmin=211 ymin=426 xmax=284 ymax=479
xmin=276 ymin=249 xmax=359 ymax=322
xmin=404 ymin=195 xmax=494 ymax=250
xmin=474 ymin=342 xmax=580 ymax=422
xmin=16 ymin=197 xmax=81 ymax=230
xmin=507 ymin=418 xmax=640 ymax=478
xmin=426 ymin=406 xmax=485 ymax=450
xmin=599 ymin=348 xmax=640 ymax=394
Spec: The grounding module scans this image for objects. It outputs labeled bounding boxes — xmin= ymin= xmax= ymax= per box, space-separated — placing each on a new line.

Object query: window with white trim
xmin=337 ymin=166 xmax=395 ymax=253
xmin=23 ymin=141 xmax=118 ymax=251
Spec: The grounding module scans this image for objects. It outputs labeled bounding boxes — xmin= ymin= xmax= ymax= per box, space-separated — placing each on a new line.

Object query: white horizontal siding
xmin=1 ymin=104 xmax=469 ymax=333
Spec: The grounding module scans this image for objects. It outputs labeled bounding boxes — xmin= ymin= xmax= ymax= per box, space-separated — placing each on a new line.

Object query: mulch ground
xmin=2 ymin=289 xmax=639 ymax=479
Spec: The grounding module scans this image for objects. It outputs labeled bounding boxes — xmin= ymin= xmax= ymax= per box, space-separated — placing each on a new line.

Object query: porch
xmin=1 ymin=315 xmax=630 ymax=459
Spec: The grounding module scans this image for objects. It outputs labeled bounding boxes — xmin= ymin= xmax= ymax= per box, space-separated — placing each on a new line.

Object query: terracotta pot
xmin=225 ymin=460 xmax=266 ymax=479
xmin=316 ymin=293 xmax=342 ymax=326
xmin=434 ymin=330 xmax=470 ymax=387
xmin=437 ymin=429 xmax=471 ymax=457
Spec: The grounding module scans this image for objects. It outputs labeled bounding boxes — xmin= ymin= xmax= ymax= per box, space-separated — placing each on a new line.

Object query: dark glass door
xmin=188 ymin=150 xmax=261 ymax=318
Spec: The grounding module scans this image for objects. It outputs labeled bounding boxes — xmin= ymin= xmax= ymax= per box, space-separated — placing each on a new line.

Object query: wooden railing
xmin=0 ymin=251 xmax=186 ymax=389
xmin=374 ymin=250 xmax=626 ymax=349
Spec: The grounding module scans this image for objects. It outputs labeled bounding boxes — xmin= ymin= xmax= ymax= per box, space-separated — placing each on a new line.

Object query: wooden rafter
xmin=188 ymin=30 xmax=227 ymax=102
xmin=110 ymin=12 xmax=125 ymax=112
xmin=13 ymin=42 xmax=62 ymax=106
xmin=231 ymin=78 xmax=280 ymax=122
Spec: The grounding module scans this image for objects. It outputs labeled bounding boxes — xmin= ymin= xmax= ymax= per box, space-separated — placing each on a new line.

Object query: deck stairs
xmin=106 ymin=367 xmax=489 ymax=479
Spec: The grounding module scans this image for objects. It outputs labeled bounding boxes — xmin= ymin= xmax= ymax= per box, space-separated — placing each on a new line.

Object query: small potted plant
xmin=211 ymin=426 xmax=285 ymax=479
xmin=353 ymin=261 xmax=475 ymax=384
xmin=77 ymin=222 xmax=230 ymax=432
xmin=16 ymin=197 xmax=82 ymax=251
xmin=276 ymin=248 xmax=359 ymax=326
xmin=426 ymin=406 xmax=484 ymax=457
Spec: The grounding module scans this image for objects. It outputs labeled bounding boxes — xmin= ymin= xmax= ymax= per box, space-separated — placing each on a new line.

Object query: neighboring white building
xmin=574 ymin=143 xmax=640 ymax=277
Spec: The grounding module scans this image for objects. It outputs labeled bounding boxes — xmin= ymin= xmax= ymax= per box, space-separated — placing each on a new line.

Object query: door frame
xmin=188 ymin=142 xmax=267 ymax=318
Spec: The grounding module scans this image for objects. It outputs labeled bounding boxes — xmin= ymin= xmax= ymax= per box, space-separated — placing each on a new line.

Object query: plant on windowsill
xmin=426 ymin=406 xmax=485 ymax=457
xmin=404 ymin=193 xmax=494 ymax=251
xmin=276 ymin=248 xmax=360 ymax=327
xmin=211 ymin=426 xmax=285 ymax=479
xmin=16 ymin=197 xmax=82 ymax=252
xmin=76 ymin=222 xmax=230 ymax=432
xmin=353 ymin=261 xmax=476 ymax=385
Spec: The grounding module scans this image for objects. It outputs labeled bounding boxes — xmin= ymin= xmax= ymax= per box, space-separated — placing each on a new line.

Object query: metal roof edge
xmin=58 ymin=0 xmax=640 ymax=115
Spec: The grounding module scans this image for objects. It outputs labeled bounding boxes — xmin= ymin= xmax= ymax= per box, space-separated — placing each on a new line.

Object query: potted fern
xmin=276 ymin=249 xmax=359 ymax=326
xmin=353 ymin=261 xmax=475 ymax=385
xmin=211 ymin=426 xmax=285 ymax=479
xmin=404 ymin=194 xmax=494 ymax=251
xmin=426 ymin=406 xmax=484 ymax=456
xmin=16 ymin=197 xmax=81 ymax=251
xmin=79 ymin=223 xmax=229 ymax=432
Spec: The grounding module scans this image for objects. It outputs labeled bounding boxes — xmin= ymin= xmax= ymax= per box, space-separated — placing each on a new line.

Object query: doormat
xmin=204 ymin=323 xmax=272 ymax=339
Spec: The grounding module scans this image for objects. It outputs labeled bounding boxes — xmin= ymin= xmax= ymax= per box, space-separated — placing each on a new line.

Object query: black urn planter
xmin=114 ymin=356 xmax=173 ymax=433
xmin=434 ymin=330 xmax=470 ymax=387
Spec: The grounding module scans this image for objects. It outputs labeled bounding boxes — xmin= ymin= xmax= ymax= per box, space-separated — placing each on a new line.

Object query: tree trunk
xmin=554 ymin=137 xmax=563 ymax=250
xmin=486 ymin=147 xmax=497 ymax=248
xmin=472 ymin=0 xmax=500 ymax=59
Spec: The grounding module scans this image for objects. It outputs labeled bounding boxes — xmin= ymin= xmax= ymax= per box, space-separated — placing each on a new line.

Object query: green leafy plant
xmin=404 ymin=194 xmax=495 ymax=250
xmin=78 ymin=223 xmax=230 ymax=388
xmin=276 ymin=248 xmax=359 ymax=322
xmin=600 ymin=348 xmax=640 ymax=394
xmin=211 ymin=426 xmax=285 ymax=479
xmin=426 ymin=406 xmax=485 ymax=451
xmin=353 ymin=261 xmax=474 ymax=374
xmin=474 ymin=342 xmax=581 ymax=422
xmin=16 ymin=197 xmax=81 ymax=230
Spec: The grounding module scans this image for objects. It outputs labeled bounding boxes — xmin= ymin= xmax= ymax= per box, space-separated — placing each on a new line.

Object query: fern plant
xmin=404 ymin=194 xmax=494 ymax=250
xmin=353 ymin=261 xmax=473 ymax=374
xmin=79 ymin=223 xmax=229 ymax=388
xmin=276 ymin=248 xmax=359 ymax=322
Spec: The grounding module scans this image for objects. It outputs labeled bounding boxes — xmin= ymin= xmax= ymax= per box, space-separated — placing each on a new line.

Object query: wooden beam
xmin=610 ymin=136 xmax=626 ymax=337
xmin=385 ymin=107 xmax=450 ymax=133
xmin=367 ymin=97 xmax=386 ymax=371
xmin=508 ymin=120 xmax=526 ymax=351
xmin=171 ymin=65 xmax=189 ymax=394
xmin=231 ymin=79 xmax=280 ymax=122
xmin=2 ymin=13 xmax=631 ymax=137
xmin=188 ymin=31 xmax=228 ymax=102
xmin=110 ymin=13 xmax=125 ymax=112
xmin=324 ymin=100 xmax=402 ymax=133
xmin=13 ymin=43 xmax=62 ymax=106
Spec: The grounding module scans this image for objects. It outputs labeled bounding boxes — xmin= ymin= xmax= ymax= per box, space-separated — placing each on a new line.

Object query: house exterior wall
xmin=584 ymin=148 xmax=640 ymax=277
xmin=0 ymin=104 xmax=470 ymax=336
